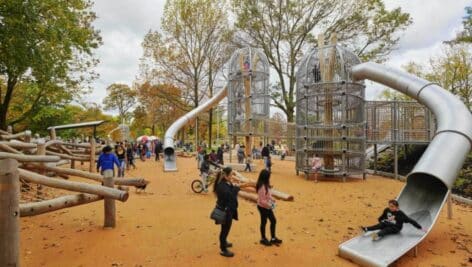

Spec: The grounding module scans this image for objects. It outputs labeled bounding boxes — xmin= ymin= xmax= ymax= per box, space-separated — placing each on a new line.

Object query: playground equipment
xmin=338 ymin=63 xmax=472 ymax=266
xmin=295 ymin=35 xmax=366 ymax=179
xmin=0 ymin=124 xmax=149 ymax=265
xmin=108 ymin=124 xmax=131 ymax=142
xmin=227 ymin=47 xmax=271 ymax=158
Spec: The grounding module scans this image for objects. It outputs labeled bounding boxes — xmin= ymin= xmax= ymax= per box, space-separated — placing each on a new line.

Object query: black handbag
xmin=210 ymin=205 xmax=226 ymax=224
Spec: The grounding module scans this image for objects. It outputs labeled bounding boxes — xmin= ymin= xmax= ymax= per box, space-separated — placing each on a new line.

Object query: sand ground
xmin=20 ymin=157 xmax=471 ymax=267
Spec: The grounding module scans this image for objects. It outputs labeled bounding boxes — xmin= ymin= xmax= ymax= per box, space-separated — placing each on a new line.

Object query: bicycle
xmin=191 ymin=171 xmax=218 ymax=194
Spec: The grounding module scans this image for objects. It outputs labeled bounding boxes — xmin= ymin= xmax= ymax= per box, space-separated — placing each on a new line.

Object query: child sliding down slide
xmin=361 ymin=200 xmax=427 ymax=241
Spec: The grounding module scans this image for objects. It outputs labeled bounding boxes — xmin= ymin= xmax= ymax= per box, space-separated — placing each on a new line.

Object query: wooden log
xmin=0 ymin=152 xmax=60 ymax=162
xmin=231 ymin=169 xmax=294 ymax=201
xmin=89 ymin=138 xmax=96 ymax=173
xmin=20 ymin=193 xmax=103 ymax=217
xmin=0 ymin=159 xmax=20 ymax=266
xmin=447 ymin=192 xmax=453 ymax=219
xmin=0 ymin=141 xmax=37 ymax=149
xmin=238 ymin=190 xmax=258 ymax=202
xmin=0 ymin=143 xmax=22 ymax=154
xmin=18 ymin=168 xmax=129 ymax=202
xmin=50 ymin=128 xmax=57 ymax=140
xmin=1 ymin=130 xmax=31 ymax=140
xmin=45 ymin=150 xmax=90 ymax=161
xmin=103 ymin=170 xmax=116 ymax=228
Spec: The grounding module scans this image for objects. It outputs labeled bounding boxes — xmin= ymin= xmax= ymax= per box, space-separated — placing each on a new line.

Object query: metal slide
xmin=163 ymin=87 xmax=228 ymax=171
xmin=338 ymin=63 xmax=472 ymax=266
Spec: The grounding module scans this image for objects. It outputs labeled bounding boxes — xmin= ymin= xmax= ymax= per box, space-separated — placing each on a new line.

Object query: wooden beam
xmin=20 ymin=193 xmax=103 ymax=217
xmin=103 ymin=170 xmax=116 ymax=228
xmin=0 ymin=152 xmax=60 ymax=162
xmin=89 ymin=138 xmax=96 ymax=173
xmin=45 ymin=150 xmax=90 ymax=161
xmin=0 ymin=159 xmax=20 ymax=266
xmin=0 ymin=141 xmax=37 ymax=149
xmin=18 ymin=168 xmax=129 ymax=202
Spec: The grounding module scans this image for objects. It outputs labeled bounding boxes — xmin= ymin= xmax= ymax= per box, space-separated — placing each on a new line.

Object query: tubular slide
xmin=338 ymin=63 xmax=472 ymax=266
xmin=163 ymin=87 xmax=228 ymax=171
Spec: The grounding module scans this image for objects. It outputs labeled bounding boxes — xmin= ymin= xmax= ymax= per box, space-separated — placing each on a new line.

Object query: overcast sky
xmin=87 ymin=0 xmax=472 ymax=112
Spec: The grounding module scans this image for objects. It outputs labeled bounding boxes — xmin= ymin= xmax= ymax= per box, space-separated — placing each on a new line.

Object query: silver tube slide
xmin=163 ymin=87 xmax=228 ymax=172
xmin=339 ymin=62 xmax=472 ymax=267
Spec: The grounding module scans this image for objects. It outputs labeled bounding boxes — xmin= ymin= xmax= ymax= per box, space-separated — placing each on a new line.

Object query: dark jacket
xmin=261 ymin=146 xmax=270 ymax=157
xmin=378 ymin=208 xmax=422 ymax=230
xmin=200 ymin=160 xmax=210 ymax=173
xmin=216 ymin=181 xmax=240 ymax=220
xmin=216 ymin=147 xmax=224 ymax=161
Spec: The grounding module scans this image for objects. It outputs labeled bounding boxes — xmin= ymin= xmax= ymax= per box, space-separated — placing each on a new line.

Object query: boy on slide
xmin=361 ymin=199 xmax=427 ymax=241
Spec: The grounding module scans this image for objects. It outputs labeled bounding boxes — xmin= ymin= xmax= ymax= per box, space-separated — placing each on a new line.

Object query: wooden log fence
xmin=20 ymin=193 xmax=103 ymax=217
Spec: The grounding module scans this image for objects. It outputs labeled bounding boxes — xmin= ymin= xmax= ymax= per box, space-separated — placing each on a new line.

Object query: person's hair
xmin=256 ymin=169 xmax=271 ymax=193
xmin=388 ymin=199 xmax=399 ymax=207
xmin=213 ymin=167 xmax=233 ymax=193
xmin=102 ymin=145 xmax=112 ymax=153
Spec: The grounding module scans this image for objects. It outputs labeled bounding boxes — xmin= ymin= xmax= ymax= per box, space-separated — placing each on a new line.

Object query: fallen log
xmin=231 ymin=170 xmax=294 ymax=201
xmin=1 ymin=130 xmax=31 ymax=141
xmin=18 ymin=168 xmax=128 ymax=202
xmin=20 ymin=193 xmax=103 ymax=217
xmin=238 ymin=190 xmax=258 ymax=202
xmin=0 ymin=152 xmax=60 ymax=162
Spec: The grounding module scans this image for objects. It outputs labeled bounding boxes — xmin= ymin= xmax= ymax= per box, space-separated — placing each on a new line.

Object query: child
xmin=311 ymin=154 xmax=323 ymax=182
xmin=256 ymin=169 xmax=282 ymax=246
xmin=115 ymin=144 xmax=126 ymax=177
xmin=244 ymin=154 xmax=252 ymax=172
xmin=361 ymin=199 xmax=427 ymax=241
xmin=97 ymin=145 xmax=121 ymax=176
xmin=200 ymin=154 xmax=211 ymax=193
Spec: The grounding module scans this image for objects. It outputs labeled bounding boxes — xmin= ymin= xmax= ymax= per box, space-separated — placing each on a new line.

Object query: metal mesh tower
xmin=295 ymin=39 xmax=366 ymax=179
xmin=227 ymin=47 xmax=270 ymax=155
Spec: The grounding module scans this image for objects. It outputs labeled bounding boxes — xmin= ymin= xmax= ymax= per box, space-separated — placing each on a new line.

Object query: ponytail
xmin=213 ymin=171 xmax=223 ymax=193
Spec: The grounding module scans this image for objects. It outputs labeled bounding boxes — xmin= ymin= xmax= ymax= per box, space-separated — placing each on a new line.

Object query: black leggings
xmin=257 ymin=205 xmax=276 ymax=240
xmin=367 ymin=222 xmax=400 ymax=237
xmin=219 ymin=212 xmax=233 ymax=251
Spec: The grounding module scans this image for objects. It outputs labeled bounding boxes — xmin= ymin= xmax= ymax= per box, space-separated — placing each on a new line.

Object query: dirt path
xmin=20 ymin=157 xmax=472 ymax=266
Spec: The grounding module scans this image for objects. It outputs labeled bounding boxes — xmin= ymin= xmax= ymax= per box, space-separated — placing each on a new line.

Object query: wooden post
xmin=89 ymin=137 xmax=96 ymax=173
xmin=447 ymin=192 xmax=453 ymax=219
xmin=50 ymin=128 xmax=57 ymax=140
xmin=373 ymin=144 xmax=378 ymax=174
xmin=103 ymin=170 xmax=116 ymax=228
xmin=394 ymin=144 xmax=398 ymax=180
xmin=0 ymin=159 xmax=20 ymax=266
xmin=37 ymin=140 xmax=46 ymax=197
xmin=7 ymin=125 xmax=12 ymax=134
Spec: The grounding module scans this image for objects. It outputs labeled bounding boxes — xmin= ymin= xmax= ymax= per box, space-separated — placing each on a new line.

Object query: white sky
xmin=87 ymin=0 xmax=472 ymax=113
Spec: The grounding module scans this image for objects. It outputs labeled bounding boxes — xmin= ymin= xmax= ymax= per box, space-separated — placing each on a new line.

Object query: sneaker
xmin=271 ymin=238 xmax=282 ymax=245
xmin=371 ymin=232 xmax=382 ymax=241
xmin=220 ymin=250 xmax=234 ymax=257
xmin=260 ymin=239 xmax=272 ymax=246
xmin=225 ymin=242 xmax=233 ymax=248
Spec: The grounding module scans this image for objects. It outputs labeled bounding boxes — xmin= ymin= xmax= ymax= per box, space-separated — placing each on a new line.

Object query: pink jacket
xmin=257 ymin=186 xmax=274 ymax=209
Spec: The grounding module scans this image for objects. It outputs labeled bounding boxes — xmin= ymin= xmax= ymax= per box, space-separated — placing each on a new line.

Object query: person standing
xmin=244 ymin=154 xmax=252 ymax=172
xmin=154 ymin=139 xmax=163 ymax=161
xmin=216 ymin=144 xmax=224 ymax=165
xmin=261 ymin=144 xmax=270 ymax=170
xmin=256 ymin=169 xmax=282 ymax=246
xmin=126 ymin=143 xmax=136 ymax=170
xmin=214 ymin=167 xmax=251 ymax=257
xmin=115 ymin=144 xmax=126 ymax=177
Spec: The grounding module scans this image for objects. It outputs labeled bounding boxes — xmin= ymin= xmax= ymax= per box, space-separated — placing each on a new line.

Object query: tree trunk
xmin=0 ymin=76 xmax=18 ymax=130
xmin=208 ymin=108 xmax=213 ymax=150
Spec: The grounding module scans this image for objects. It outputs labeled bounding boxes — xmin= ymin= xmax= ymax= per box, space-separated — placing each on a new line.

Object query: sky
xmin=87 ymin=0 xmax=472 ymax=113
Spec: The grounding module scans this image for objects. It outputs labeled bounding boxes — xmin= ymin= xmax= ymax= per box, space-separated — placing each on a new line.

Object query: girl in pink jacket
xmin=256 ymin=170 xmax=282 ymax=246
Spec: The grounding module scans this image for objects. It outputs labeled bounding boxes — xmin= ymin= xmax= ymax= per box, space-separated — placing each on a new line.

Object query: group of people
xmin=213 ymin=167 xmax=282 ymax=257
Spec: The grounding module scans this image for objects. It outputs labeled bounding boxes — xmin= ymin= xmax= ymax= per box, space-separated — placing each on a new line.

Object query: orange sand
xmin=20 ymin=157 xmax=471 ymax=267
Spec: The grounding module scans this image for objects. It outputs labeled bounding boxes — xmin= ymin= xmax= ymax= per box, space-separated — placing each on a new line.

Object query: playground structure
xmin=295 ymin=35 xmax=366 ymax=179
xmin=108 ymin=124 xmax=131 ymax=142
xmin=0 ymin=123 xmax=149 ymax=266
xmin=163 ymin=36 xmax=472 ymax=266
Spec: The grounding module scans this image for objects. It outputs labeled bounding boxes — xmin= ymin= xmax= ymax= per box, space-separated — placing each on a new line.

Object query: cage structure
xmin=365 ymin=100 xmax=434 ymax=144
xmin=295 ymin=42 xmax=366 ymax=179
xmin=227 ymin=47 xmax=271 ymax=156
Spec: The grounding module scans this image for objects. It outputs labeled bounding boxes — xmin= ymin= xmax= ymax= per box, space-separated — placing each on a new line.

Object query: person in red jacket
xmin=256 ymin=169 xmax=282 ymax=246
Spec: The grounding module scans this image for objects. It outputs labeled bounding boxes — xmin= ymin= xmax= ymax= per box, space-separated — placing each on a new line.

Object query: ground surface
xmin=20 ymin=156 xmax=472 ymax=267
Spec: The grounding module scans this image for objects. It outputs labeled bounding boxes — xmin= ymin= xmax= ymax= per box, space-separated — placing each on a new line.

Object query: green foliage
xmin=0 ymin=0 xmax=101 ymax=129
xmin=103 ymin=83 xmax=137 ymax=123
xmin=232 ymin=0 xmax=411 ymax=122
xmin=451 ymin=6 xmax=471 ymax=43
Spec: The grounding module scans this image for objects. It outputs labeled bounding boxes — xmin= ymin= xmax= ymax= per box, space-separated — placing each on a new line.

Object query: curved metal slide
xmin=163 ymin=87 xmax=228 ymax=172
xmin=338 ymin=63 xmax=472 ymax=266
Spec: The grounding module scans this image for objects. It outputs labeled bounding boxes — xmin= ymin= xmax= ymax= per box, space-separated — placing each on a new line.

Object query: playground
xmin=18 ymin=158 xmax=472 ymax=266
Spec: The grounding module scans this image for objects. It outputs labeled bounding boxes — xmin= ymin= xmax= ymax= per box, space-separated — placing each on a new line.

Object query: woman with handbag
xmin=212 ymin=167 xmax=250 ymax=257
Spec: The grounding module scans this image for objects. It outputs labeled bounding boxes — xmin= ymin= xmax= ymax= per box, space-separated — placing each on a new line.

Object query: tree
xmin=139 ymin=0 xmax=232 ymax=145
xmin=0 ymin=0 xmax=101 ymax=130
xmin=103 ymin=83 xmax=137 ymax=123
xmin=232 ymin=0 xmax=411 ymax=122
xmin=450 ymin=6 xmax=472 ymax=44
